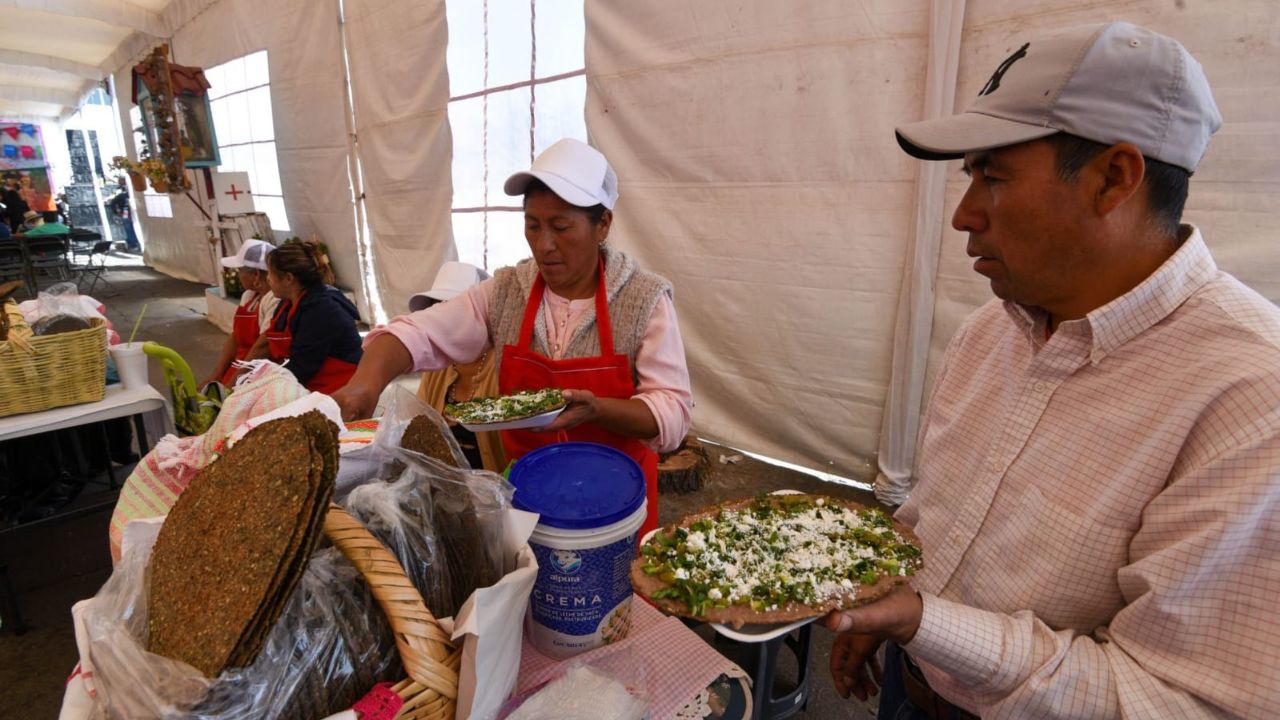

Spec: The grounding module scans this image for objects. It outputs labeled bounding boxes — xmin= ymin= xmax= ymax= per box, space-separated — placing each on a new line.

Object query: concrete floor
xmin=0 ymin=259 xmax=883 ymax=719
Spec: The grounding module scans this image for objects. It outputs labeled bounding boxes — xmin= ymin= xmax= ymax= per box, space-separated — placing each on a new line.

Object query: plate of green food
xmin=444 ymin=388 xmax=568 ymax=431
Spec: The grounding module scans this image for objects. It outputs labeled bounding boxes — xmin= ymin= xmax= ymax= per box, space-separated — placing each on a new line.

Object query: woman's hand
xmin=331 ymin=383 xmax=380 ymax=421
xmin=534 ymin=390 xmax=661 ymax=440
xmin=536 ymin=389 xmax=599 ymax=432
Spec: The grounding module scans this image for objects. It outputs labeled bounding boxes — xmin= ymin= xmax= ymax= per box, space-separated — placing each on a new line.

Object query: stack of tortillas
xmin=147 ymin=411 xmax=339 ymax=677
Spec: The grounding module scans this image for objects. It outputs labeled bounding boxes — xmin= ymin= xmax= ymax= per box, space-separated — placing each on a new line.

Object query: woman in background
xmin=202 ymin=239 xmax=279 ymax=387
xmin=265 ymin=240 xmax=362 ymax=393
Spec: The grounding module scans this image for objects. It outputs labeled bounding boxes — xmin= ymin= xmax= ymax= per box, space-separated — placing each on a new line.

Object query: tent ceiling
xmin=0 ymin=0 xmax=217 ymax=121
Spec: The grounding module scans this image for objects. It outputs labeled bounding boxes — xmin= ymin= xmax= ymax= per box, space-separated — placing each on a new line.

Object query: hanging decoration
xmin=131 ymin=44 xmax=215 ymax=192
xmin=2 ymin=127 xmax=17 ymax=141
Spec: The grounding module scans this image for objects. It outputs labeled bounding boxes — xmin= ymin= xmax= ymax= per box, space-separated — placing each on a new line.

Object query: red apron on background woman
xmin=266 ymin=292 xmax=359 ymax=394
xmin=220 ymin=293 xmax=263 ymax=385
xmin=499 ymin=261 xmax=660 ymax=538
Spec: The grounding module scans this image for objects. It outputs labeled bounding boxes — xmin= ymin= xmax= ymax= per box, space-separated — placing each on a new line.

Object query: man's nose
xmin=951 ymin=183 xmax=986 ymax=233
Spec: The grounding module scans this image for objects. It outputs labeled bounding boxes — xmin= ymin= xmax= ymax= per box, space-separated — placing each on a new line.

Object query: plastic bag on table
xmin=22 ymin=282 xmax=104 ymax=334
xmin=337 ymin=385 xmax=468 ymax=500
xmin=497 ymin=646 xmax=652 ymax=720
xmin=80 ymin=520 xmax=401 ymax=720
xmin=343 ymin=445 xmax=513 ymax=620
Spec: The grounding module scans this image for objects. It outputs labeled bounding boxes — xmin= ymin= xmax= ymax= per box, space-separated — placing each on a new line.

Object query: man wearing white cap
xmin=202 ymin=238 xmax=279 ymax=387
xmin=823 ymin=22 xmax=1280 ymax=719
xmin=334 ymin=138 xmax=693 ymax=539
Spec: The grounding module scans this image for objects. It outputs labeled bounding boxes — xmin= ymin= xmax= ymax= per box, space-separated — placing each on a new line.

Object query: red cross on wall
xmin=224 ymin=184 xmax=247 ymax=200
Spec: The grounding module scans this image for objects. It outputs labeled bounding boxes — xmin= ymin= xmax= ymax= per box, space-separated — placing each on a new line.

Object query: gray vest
xmin=488 ymin=246 xmax=672 ymax=384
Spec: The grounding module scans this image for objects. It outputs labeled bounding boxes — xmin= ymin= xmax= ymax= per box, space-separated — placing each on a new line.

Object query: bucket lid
xmin=510 ymin=442 xmax=646 ymax=529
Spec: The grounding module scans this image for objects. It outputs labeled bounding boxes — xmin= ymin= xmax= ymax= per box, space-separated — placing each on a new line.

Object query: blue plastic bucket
xmin=510 ymin=442 xmax=647 ymax=659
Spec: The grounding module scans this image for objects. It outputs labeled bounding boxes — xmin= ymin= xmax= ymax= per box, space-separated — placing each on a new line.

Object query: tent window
xmin=446 ymin=0 xmax=587 ymax=271
xmin=205 ymin=51 xmax=288 ymax=233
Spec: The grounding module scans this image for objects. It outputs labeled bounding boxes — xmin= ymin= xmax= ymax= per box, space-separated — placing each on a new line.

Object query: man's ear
xmin=1093 ymin=142 xmax=1146 ymax=217
xmin=596 ymin=209 xmax=613 ymax=244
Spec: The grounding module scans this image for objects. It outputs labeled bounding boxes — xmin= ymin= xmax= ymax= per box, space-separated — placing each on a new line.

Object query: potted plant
xmin=138 ymin=157 xmax=170 ymax=193
xmin=110 ymin=156 xmax=147 ymax=192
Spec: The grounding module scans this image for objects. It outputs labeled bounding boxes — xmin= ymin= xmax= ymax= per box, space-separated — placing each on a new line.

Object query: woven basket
xmin=323 ymin=504 xmax=463 ymax=720
xmin=0 ymin=317 xmax=107 ymax=418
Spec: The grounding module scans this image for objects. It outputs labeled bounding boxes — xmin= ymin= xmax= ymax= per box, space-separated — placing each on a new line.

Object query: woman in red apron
xmin=201 ymin=239 xmax=279 ymax=387
xmin=265 ymin=240 xmax=363 ymax=394
xmin=333 ymin=140 xmax=693 ymax=540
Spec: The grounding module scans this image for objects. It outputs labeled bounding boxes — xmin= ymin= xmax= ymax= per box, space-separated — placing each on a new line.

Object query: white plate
xmin=455 ymin=404 xmax=565 ymax=432
xmin=639 ymin=489 xmax=821 ymax=644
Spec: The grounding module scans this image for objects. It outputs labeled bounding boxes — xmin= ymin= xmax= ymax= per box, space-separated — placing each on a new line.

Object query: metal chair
xmin=24 ymin=234 xmax=72 ymax=287
xmin=0 ymin=239 xmax=27 ymax=297
xmin=75 ymin=240 xmax=118 ymax=296
xmin=68 ymin=228 xmax=101 ymax=265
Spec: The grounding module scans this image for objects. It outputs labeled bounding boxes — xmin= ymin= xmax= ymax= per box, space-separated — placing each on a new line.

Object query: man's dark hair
xmin=1046 ymin=133 xmax=1189 ymax=238
xmin=522 ymin=178 xmax=608 ymax=226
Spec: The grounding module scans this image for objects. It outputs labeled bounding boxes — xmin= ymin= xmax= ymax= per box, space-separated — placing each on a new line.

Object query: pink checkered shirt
xmin=897 ymin=227 xmax=1280 ymax=719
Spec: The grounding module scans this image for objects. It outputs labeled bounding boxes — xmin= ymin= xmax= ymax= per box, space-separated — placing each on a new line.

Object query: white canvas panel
xmin=343 ymin=0 xmax=457 ymax=317
xmin=587 ymin=0 xmax=930 ymax=478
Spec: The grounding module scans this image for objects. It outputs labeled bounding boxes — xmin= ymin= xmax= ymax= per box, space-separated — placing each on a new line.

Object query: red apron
xmin=499 ymin=260 xmax=660 ymax=538
xmin=266 ymin=291 xmax=359 ymax=394
xmin=220 ymin=293 xmax=262 ymax=385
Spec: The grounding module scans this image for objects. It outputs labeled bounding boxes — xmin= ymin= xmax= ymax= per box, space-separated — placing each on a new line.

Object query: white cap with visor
xmin=503 ymin=138 xmax=619 ymax=209
xmin=895 ymin=22 xmax=1222 ymax=173
xmin=220 ymin=238 xmax=275 ymax=272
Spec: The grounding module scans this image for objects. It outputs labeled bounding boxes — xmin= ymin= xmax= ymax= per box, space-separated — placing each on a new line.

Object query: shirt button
xmin=1033 ymin=381 xmax=1048 ymax=393
xmin=989 ymin=459 xmax=1002 ymax=473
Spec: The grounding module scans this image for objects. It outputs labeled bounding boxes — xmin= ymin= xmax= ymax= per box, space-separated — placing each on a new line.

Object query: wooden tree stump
xmin=658 ymin=435 xmax=710 ymax=495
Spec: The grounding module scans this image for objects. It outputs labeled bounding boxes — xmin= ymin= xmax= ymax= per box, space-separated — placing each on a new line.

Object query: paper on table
xmin=448 ymin=508 xmax=540 ymax=720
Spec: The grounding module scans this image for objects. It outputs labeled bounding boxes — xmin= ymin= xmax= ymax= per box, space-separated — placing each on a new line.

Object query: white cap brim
xmin=504 ymin=170 xmax=605 ymax=208
xmin=896 ymin=112 xmax=1059 ymax=161
xmin=408 ymin=289 xmax=458 ymax=312
xmin=220 ymin=256 xmax=244 ymax=269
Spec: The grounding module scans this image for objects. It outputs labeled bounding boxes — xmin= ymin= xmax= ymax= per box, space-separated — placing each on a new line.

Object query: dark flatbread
xmin=401 ymin=414 xmax=462 ymax=467
xmin=228 ymin=412 xmax=338 ymax=667
xmin=148 ymin=412 xmax=337 ymax=677
xmin=630 ymin=495 xmax=923 ymax=629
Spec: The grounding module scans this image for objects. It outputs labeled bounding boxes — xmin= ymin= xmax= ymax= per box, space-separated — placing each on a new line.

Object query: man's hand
xmin=330 ymin=383 xmax=380 ymax=421
xmin=823 ymin=584 xmax=924 ymax=646
xmin=535 ymin=389 xmax=598 ymax=433
xmin=830 ymin=633 xmax=884 ymax=701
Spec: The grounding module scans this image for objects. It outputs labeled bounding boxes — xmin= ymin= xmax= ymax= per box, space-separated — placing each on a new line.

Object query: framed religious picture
xmin=174 ymin=92 xmax=219 ymax=167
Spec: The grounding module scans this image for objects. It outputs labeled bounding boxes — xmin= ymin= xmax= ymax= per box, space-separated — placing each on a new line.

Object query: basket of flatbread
xmin=631 ymin=494 xmax=923 ymax=628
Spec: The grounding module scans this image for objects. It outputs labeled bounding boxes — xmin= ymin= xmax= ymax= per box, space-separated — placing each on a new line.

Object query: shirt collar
xmin=1003 ymin=225 xmax=1218 ymax=363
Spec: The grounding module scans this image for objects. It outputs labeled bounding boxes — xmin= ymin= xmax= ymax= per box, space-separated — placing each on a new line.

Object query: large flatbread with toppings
xmin=631 ymin=494 xmax=923 ymax=628
xmin=444 ymin=388 xmax=566 ymax=426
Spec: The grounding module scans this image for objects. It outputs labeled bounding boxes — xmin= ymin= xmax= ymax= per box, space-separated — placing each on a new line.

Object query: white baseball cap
xmin=220 ymin=238 xmax=275 ymax=271
xmin=896 ymin=22 xmax=1221 ymax=172
xmin=503 ymin=138 xmax=619 ymax=209
xmin=408 ymin=261 xmax=491 ymax=312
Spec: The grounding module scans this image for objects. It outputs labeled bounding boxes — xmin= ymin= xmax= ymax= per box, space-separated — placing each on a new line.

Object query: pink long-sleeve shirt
xmin=366 ymin=278 xmax=693 ymax=453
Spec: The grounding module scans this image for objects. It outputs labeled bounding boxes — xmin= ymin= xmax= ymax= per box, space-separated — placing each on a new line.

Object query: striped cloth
xmin=108 ymin=363 xmax=308 ymax=561
xmin=897 ymin=227 xmax=1280 ymax=718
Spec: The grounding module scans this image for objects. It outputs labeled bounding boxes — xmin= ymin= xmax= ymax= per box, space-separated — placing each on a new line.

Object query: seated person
xmin=202 ymin=239 xmax=280 ymax=388
xmin=22 ymin=210 xmax=70 ymax=236
xmin=410 ymin=261 xmax=502 ymax=470
xmin=264 ymin=240 xmax=362 ymax=393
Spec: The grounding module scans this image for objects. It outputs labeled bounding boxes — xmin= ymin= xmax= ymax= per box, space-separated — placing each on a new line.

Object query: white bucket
xmin=510 ymin=442 xmax=648 ymax=660
xmin=525 ymin=501 xmax=647 ymax=659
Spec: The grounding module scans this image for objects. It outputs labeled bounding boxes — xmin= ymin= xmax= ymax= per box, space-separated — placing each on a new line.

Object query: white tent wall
xmin=342 ymin=0 xmax=456 ymax=320
xmin=586 ymin=2 xmax=929 ymax=481
xmin=113 ymin=0 xmax=371 ymax=320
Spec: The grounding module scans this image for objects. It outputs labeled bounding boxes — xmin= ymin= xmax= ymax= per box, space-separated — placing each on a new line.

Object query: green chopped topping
xmin=639 ymin=496 xmax=923 ymax=617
